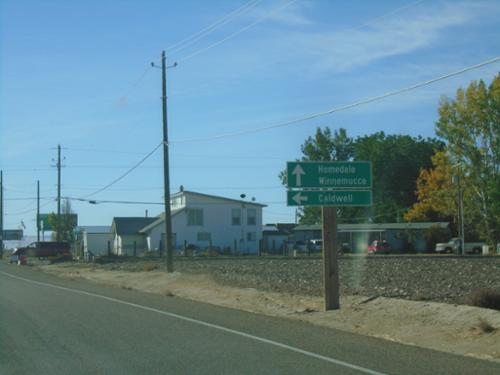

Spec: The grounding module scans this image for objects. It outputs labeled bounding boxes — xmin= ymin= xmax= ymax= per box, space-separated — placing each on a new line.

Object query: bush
xmin=465 ymin=288 xmax=500 ymax=311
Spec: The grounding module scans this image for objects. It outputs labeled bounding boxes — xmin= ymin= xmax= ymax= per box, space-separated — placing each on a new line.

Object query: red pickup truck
xmin=367 ymin=240 xmax=390 ymax=255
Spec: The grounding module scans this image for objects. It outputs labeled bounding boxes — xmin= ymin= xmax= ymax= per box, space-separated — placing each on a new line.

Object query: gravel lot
xmin=88 ymin=255 xmax=500 ymax=304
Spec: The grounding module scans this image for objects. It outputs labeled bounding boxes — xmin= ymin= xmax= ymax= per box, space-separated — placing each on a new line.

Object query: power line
xmin=5 ymin=200 xmax=53 ymax=216
xmin=61 ymin=185 xmax=285 ymax=192
xmin=79 ymin=142 xmax=163 ymax=199
xmin=167 ymin=0 xmax=262 ymax=56
xmin=115 ymin=65 xmax=153 ymax=108
xmin=64 ymin=196 xmax=285 ymax=206
xmin=65 ymin=147 xmax=290 ymax=160
xmin=4 ymin=197 xmax=53 ymax=201
xmin=170 ymin=56 xmax=500 ymax=143
xmin=172 ymin=0 xmax=426 ymax=98
xmin=65 ymin=147 xmax=150 ymax=155
xmin=176 ymin=0 xmax=298 ymax=64
xmin=64 ymin=197 xmax=164 ymax=206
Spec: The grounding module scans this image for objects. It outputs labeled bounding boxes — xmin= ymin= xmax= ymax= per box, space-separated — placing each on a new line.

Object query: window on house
xmin=187 ymin=208 xmax=203 ymax=226
xmin=232 ymin=208 xmax=241 ymax=225
xmin=247 ymin=232 xmax=256 ymax=242
xmin=247 ymin=208 xmax=256 ymax=225
xmin=171 ymin=197 xmax=182 ymax=208
xmin=197 ymin=232 xmax=211 ymax=241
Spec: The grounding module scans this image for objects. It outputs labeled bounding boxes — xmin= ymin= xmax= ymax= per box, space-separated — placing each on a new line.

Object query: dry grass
xmin=143 ymin=263 xmax=157 ymax=272
xmin=465 ymin=288 xmax=500 ymax=311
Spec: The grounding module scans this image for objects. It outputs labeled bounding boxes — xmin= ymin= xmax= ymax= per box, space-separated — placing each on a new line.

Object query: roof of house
xmin=138 ymin=207 xmax=185 ymax=233
xmin=172 ymin=190 xmax=267 ymax=207
xmin=78 ymin=226 xmax=111 ymax=234
xmin=263 ymin=223 xmax=296 ymax=236
xmin=112 ymin=217 xmax=157 ymax=236
xmin=263 ymin=230 xmax=291 ymax=236
xmin=294 ymin=222 xmax=449 ymax=232
xmin=275 ymin=223 xmax=297 ymax=233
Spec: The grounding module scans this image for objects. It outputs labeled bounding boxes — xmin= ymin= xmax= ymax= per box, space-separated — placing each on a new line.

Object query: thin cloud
xmin=233 ymin=1 xmax=497 ymax=75
xmin=255 ymin=0 xmax=313 ymax=26
xmin=291 ymin=2 xmax=482 ymax=73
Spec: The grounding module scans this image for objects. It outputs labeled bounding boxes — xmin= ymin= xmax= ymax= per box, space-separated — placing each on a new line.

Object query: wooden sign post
xmin=322 ymin=207 xmax=340 ymax=310
xmin=286 ymin=161 xmax=372 ymax=311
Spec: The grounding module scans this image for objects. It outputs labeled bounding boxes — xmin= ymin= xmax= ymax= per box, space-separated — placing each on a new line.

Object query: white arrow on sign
xmin=292 ymin=192 xmax=308 ymax=205
xmin=292 ymin=164 xmax=305 ymax=187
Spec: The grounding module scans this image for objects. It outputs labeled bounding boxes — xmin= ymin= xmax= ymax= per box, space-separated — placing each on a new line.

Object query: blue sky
xmin=1 ymin=0 xmax=499 ymax=235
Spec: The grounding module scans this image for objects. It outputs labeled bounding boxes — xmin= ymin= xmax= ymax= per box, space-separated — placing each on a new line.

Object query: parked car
xmin=309 ymin=239 xmax=323 ymax=252
xmin=307 ymin=239 xmax=349 ymax=254
xmin=367 ymin=240 xmax=390 ymax=255
xmin=10 ymin=248 xmax=28 ymax=265
xmin=340 ymin=242 xmax=351 ymax=254
xmin=14 ymin=241 xmax=71 ymax=259
xmin=435 ymin=238 xmax=484 ymax=254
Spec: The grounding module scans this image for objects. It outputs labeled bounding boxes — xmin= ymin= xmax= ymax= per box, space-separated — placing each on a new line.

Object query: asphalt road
xmin=1 ymin=263 xmax=499 ymax=375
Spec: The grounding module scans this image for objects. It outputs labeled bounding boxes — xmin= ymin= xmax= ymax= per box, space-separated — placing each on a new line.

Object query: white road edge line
xmin=1 ymin=270 xmax=387 ymax=375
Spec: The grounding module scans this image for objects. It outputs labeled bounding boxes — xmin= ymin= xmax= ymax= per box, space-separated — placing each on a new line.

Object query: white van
xmin=310 ymin=239 xmax=323 ymax=251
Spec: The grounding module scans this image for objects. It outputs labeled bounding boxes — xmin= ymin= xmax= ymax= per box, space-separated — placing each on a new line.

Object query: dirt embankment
xmin=35 ymin=261 xmax=500 ymax=364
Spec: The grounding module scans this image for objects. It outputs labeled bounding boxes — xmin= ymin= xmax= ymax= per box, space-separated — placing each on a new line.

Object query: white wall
xmin=262 ymin=234 xmax=288 ymax=253
xmin=147 ymin=193 xmax=263 ymax=254
xmin=83 ymin=232 xmax=112 ymax=256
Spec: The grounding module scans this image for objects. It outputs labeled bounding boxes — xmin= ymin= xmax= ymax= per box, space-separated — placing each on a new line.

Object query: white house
xmin=77 ymin=226 xmax=112 ymax=258
xmin=140 ymin=190 xmax=266 ymax=254
xmin=111 ymin=217 xmax=156 ymax=256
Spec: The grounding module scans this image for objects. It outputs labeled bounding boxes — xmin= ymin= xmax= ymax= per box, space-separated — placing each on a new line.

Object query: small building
xmin=76 ymin=226 xmax=112 ymax=258
xmin=293 ymin=222 xmax=450 ymax=253
xmin=262 ymin=223 xmax=296 ymax=254
xmin=111 ymin=217 xmax=156 ymax=256
xmin=140 ymin=190 xmax=266 ymax=254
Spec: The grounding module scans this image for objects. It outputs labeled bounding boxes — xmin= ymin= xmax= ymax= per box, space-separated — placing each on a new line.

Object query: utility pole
xmin=161 ymin=51 xmax=174 ymax=273
xmin=0 ymin=170 xmax=3 ymax=259
xmin=37 ymin=180 xmax=40 ymax=244
xmin=458 ymin=174 xmax=465 ymax=255
xmin=56 ymin=144 xmax=62 ymax=241
xmin=322 ymin=206 xmax=340 ymax=310
xmin=453 ymin=166 xmax=465 ymax=255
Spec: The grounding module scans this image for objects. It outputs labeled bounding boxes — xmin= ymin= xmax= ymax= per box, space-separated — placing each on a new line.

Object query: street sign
xmin=287 ymin=161 xmax=371 ymax=189
xmin=285 ymin=160 xmax=373 ymax=311
xmin=287 ymin=190 xmax=372 ymax=206
xmin=2 ymin=230 xmax=23 ymax=240
xmin=38 ymin=214 xmax=53 ymax=231
xmin=38 ymin=213 xmax=78 ymax=231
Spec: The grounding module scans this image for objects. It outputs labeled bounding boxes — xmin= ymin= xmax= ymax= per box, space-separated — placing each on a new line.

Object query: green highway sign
xmin=38 ymin=214 xmax=53 ymax=231
xmin=287 ymin=161 xmax=371 ymax=189
xmin=287 ymin=190 xmax=372 ymax=207
xmin=2 ymin=230 xmax=23 ymax=240
xmin=38 ymin=213 xmax=78 ymax=231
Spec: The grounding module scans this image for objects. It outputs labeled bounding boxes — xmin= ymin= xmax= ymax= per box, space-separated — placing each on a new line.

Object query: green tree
xmin=435 ymin=74 xmax=500 ymax=246
xmin=280 ymin=127 xmax=442 ymax=224
xmin=354 ymin=132 xmax=443 ymax=223
xmin=48 ymin=198 xmax=77 ymax=243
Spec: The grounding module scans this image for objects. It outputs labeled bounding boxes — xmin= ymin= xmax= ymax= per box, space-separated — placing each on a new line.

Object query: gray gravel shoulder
xmin=62 ymin=255 xmax=500 ymax=305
